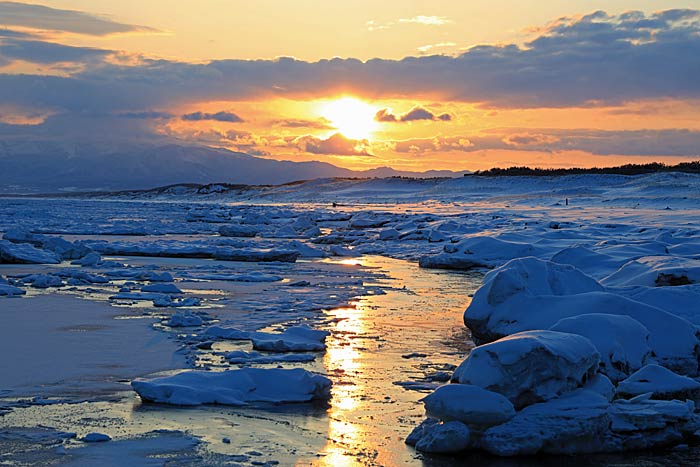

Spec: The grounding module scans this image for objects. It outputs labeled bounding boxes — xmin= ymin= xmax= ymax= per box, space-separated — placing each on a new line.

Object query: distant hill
xmin=471 ymin=161 xmax=700 ymax=177
xmin=0 ymin=141 xmax=462 ymax=193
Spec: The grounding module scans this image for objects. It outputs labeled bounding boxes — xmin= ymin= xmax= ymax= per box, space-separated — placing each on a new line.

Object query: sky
xmin=1 ymin=0 xmax=700 ymax=172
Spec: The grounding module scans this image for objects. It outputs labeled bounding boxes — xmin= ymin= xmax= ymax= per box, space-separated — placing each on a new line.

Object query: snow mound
xmin=550 ymin=313 xmax=651 ymax=382
xmin=419 ymin=237 xmax=543 ymax=270
xmin=451 ymin=330 xmax=600 ymax=409
xmin=616 ymin=364 xmax=700 ymax=401
xmin=421 ymin=384 xmax=515 ymax=428
xmin=132 ymin=367 xmax=332 ymax=406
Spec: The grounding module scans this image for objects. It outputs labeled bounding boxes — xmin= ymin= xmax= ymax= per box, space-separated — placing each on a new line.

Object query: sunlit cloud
xmin=399 ymin=15 xmax=453 ymax=26
xmin=417 ymin=42 xmax=457 ymax=53
xmin=295 ymin=133 xmax=373 ymax=156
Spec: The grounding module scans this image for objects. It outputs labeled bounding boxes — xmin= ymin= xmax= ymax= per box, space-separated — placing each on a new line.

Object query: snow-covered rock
xmin=414 ymin=421 xmax=471 ymax=454
xmin=0 ymin=240 xmax=60 ymax=264
xmin=131 ymin=368 xmax=332 ymax=406
xmin=481 ymin=388 xmax=612 ymax=456
xmin=452 ymin=331 xmax=600 ymax=409
xmin=419 ymin=237 xmax=544 ymax=270
xmin=421 ymin=384 xmax=515 ymax=428
xmin=616 ymin=365 xmax=700 ymax=401
xmin=463 ymin=257 xmax=603 ymax=343
xmin=550 ymin=313 xmax=651 ymax=382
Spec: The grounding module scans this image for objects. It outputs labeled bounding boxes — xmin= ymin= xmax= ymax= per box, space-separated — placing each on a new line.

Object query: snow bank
xmin=451 ymin=330 xmax=600 ymax=409
xmin=131 ymin=368 xmax=332 ymax=406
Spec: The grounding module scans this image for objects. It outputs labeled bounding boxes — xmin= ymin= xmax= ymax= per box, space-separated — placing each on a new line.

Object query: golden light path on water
xmin=304 ymin=255 xmax=479 ymax=466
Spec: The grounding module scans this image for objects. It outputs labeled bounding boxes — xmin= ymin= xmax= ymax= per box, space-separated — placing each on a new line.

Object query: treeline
xmin=471 ymin=161 xmax=700 ymax=177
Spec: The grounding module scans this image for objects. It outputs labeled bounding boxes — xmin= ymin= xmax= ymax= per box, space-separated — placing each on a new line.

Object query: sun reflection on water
xmin=314 ymin=304 xmax=366 ymax=466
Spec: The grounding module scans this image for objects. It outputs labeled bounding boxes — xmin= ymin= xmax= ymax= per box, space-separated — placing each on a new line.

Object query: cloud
xmin=417 ymin=42 xmax=457 ymax=53
xmin=368 ymin=15 xmax=452 ymax=31
xmin=399 ymin=16 xmax=452 ymax=26
xmin=294 ymin=133 xmax=372 ymax=156
xmin=375 ymin=106 xmax=451 ymax=122
xmin=0 ymin=38 xmax=110 ymax=64
xmin=181 ymin=111 xmax=243 ymax=122
xmin=390 ymin=129 xmax=700 ymax=157
xmin=272 ymin=118 xmax=333 ymax=130
xmin=0 ymin=1 xmax=158 ymax=36
xmin=3 ymin=8 xmax=697 ymax=112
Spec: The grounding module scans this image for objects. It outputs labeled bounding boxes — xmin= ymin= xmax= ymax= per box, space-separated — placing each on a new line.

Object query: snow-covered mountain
xmin=0 ymin=141 xmax=462 ymax=193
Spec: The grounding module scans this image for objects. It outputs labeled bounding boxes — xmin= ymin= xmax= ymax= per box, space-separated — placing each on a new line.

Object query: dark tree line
xmin=471 ymin=161 xmax=700 ymax=177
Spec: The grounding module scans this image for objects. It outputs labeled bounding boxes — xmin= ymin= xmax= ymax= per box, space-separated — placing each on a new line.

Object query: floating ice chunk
xmin=81 ymin=432 xmax=111 ymax=443
xmin=21 ymin=274 xmax=64 ymax=288
xmin=550 ymin=313 xmax=652 ymax=382
xmin=3 ymin=229 xmax=91 ymax=260
xmin=414 ymin=421 xmax=471 ymax=454
xmin=218 ymin=223 xmax=258 ymax=238
xmin=213 ymin=248 xmax=299 ymax=263
xmin=225 ymin=351 xmax=316 ymax=364
xmin=153 ymin=297 xmax=201 ymax=308
xmin=250 ymin=325 xmax=330 ymax=352
xmin=329 ymin=245 xmax=359 ymax=257
xmin=421 ymin=384 xmax=515 ymax=428
xmin=603 ymin=256 xmax=700 ymax=287
xmin=419 ymin=237 xmax=544 ymax=270
xmin=0 ymin=276 xmax=25 ymax=296
xmin=142 ymin=283 xmax=183 ymax=294
xmin=166 ymin=311 xmax=203 ymax=327
xmin=349 ymin=216 xmax=391 ymax=229
xmin=452 ymin=330 xmax=600 ymax=409
xmin=378 ymin=229 xmax=401 ymax=241
xmin=616 ymin=364 xmax=700 ymax=401
xmin=0 ymin=240 xmax=60 ymax=264
xmin=131 ymin=367 xmax=332 ymax=406
xmin=184 ymin=272 xmax=279 ymax=282
xmin=71 ymin=251 xmax=102 ymax=266
xmin=204 ymin=326 xmax=250 ymax=340
xmin=283 ymin=240 xmax=327 ymax=258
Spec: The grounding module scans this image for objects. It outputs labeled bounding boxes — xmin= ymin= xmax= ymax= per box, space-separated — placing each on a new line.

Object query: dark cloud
xmin=295 ymin=133 xmax=372 ymax=156
xmin=0 ymin=1 xmax=157 ymax=36
xmin=0 ymin=38 xmax=110 ymax=64
xmin=181 ymin=111 xmax=243 ymax=123
xmin=118 ymin=111 xmax=174 ymax=120
xmin=391 ymin=129 xmax=700 ymax=157
xmin=376 ymin=106 xmax=452 ymax=122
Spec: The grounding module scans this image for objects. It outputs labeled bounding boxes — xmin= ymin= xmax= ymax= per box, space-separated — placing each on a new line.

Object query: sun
xmin=319 ymin=97 xmax=378 ymax=140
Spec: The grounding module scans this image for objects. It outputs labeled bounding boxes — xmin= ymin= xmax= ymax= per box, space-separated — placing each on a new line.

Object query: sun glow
xmin=319 ymin=97 xmax=378 ymax=140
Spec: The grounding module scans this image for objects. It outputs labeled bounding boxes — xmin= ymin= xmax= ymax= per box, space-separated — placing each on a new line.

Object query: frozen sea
xmin=2 ymin=173 xmax=700 ymax=465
